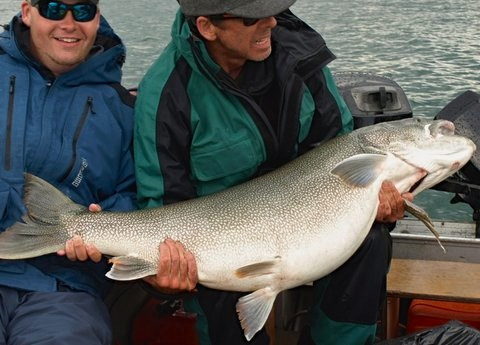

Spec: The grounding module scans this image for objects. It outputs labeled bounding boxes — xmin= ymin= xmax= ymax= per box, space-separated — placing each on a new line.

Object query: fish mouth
xmin=402 ymin=157 xmax=469 ymax=196
xmin=409 ymin=174 xmax=426 ymax=194
xmin=391 ymin=136 xmax=476 ymax=195
xmin=390 ymin=152 xmax=465 ymax=196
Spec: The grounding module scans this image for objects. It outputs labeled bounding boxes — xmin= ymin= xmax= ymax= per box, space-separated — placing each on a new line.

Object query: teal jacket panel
xmin=134 ymin=10 xmax=353 ymax=209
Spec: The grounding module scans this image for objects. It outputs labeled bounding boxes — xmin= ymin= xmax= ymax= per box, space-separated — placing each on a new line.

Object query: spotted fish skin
xmin=0 ymin=118 xmax=475 ymax=341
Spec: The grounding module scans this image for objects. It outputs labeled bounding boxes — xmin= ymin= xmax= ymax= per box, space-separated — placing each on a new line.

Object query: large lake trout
xmin=0 ymin=118 xmax=475 ymax=340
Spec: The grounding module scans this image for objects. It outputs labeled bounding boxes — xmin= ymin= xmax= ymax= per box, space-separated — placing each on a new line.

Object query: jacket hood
xmin=168 ymin=9 xmax=334 ymax=83
xmin=169 ymin=10 xmax=222 ymax=77
xmin=0 ymin=13 xmax=126 ymax=85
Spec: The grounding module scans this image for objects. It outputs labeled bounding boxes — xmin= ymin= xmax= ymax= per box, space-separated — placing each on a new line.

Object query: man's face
xmin=203 ymin=16 xmax=278 ymax=77
xmin=21 ymin=0 xmax=100 ymax=76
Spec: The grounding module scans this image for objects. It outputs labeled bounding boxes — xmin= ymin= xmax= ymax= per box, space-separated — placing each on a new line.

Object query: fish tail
xmin=0 ymin=174 xmax=86 ymax=259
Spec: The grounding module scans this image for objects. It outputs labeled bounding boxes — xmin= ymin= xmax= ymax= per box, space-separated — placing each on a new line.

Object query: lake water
xmin=1 ymin=0 xmax=479 ymax=221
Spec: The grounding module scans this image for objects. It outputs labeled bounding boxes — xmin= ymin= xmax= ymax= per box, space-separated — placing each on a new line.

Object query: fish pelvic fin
xmin=0 ymin=174 xmax=85 ymax=259
xmin=235 ymin=257 xmax=281 ymax=278
xmin=107 ymin=255 xmax=157 ymax=281
xmin=331 ymin=153 xmax=387 ymax=187
xmin=236 ymin=287 xmax=277 ymax=341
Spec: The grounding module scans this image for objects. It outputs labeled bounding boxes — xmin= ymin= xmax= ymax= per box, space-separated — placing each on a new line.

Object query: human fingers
xmin=86 ymin=243 xmax=102 ymax=263
xmin=184 ymin=249 xmax=198 ymax=291
xmin=376 ymin=181 xmax=404 ymax=222
xmin=64 ymin=237 xmax=75 ymax=261
xmin=164 ymin=239 xmax=182 ymax=290
xmin=401 ymin=191 xmax=414 ymax=203
xmin=71 ymin=235 xmax=89 ymax=261
xmin=155 ymin=241 xmax=173 ymax=288
xmin=88 ymin=203 xmax=102 ymax=212
xmin=147 ymin=239 xmax=197 ymax=292
xmin=388 ymin=182 xmax=405 ymax=220
xmin=173 ymin=240 xmax=197 ymax=291
xmin=376 ymin=182 xmax=391 ymax=222
xmin=64 ymin=236 xmax=81 ymax=261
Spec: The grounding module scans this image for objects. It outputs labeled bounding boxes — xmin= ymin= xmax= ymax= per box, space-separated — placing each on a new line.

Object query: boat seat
xmin=406 ymin=299 xmax=480 ymax=334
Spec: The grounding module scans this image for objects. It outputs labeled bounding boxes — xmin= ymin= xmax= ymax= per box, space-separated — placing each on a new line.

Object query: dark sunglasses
xmin=208 ymin=14 xmax=261 ymax=27
xmin=35 ymin=0 xmax=97 ymax=22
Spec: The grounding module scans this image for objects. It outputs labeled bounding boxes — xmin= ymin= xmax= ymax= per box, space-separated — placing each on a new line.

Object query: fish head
xmin=357 ymin=117 xmax=476 ymax=195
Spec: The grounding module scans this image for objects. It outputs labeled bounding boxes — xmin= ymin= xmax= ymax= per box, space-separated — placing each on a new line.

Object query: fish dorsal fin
xmin=235 ymin=257 xmax=281 ymax=278
xmin=331 ymin=153 xmax=387 ymax=187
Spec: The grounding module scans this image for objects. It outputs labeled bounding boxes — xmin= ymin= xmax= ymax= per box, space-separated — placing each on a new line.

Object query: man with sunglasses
xmin=0 ymin=0 xmax=137 ymax=344
xmin=134 ymin=0 xmax=409 ymax=344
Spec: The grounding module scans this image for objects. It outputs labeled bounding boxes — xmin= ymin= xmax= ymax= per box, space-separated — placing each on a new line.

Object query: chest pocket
xmin=190 ymin=138 xmax=263 ymax=196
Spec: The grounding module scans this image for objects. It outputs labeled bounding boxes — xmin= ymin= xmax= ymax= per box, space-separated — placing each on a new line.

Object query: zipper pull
xmin=9 ymin=76 xmax=15 ymax=93
xmin=87 ymin=96 xmax=96 ymax=115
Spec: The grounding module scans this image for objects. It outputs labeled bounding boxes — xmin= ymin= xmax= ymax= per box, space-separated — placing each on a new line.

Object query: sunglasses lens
xmin=209 ymin=15 xmax=261 ymax=27
xmin=38 ymin=1 xmax=66 ymax=20
xmin=242 ymin=18 xmax=260 ymax=26
xmin=37 ymin=1 xmax=97 ymax=22
xmin=72 ymin=4 xmax=97 ymax=22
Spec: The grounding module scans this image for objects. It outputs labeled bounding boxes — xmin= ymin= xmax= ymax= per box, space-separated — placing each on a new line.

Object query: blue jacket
xmin=0 ymin=14 xmax=137 ymax=297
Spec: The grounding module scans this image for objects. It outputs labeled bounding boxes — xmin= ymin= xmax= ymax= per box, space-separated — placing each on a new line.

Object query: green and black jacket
xmin=134 ymin=9 xmax=353 ymax=208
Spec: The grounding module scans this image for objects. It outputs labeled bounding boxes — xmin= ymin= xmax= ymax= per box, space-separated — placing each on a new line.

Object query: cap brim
xmin=30 ymin=0 xmax=99 ymax=5
xmin=228 ymin=0 xmax=296 ymax=18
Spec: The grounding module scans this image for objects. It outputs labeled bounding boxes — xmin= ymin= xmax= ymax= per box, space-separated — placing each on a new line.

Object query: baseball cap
xmin=178 ymin=0 xmax=296 ymax=18
xmin=30 ymin=0 xmax=99 ymax=5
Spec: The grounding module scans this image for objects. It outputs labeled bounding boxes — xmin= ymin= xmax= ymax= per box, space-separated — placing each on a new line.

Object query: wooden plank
xmin=387 ymin=259 xmax=480 ymax=302
xmin=394 ymin=218 xmax=476 ymax=238
xmin=385 ymin=258 xmax=480 ymax=339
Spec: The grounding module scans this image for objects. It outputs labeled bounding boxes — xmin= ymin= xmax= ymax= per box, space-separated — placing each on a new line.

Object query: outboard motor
xmin=433 ymin=90 xmax=480 ymax=237
xmin=334 ymin=72 xmax=413 ymax=129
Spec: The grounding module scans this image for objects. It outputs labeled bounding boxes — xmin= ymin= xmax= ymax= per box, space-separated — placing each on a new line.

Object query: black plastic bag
xmin=377 ymin=320 xmax=480 ymax=345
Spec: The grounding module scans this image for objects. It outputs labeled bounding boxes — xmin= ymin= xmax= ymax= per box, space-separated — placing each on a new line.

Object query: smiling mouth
xmin=255 ymin=36 xmax=270 ymax=45
xmin=56 ymin=37 xmax=80 ymax=43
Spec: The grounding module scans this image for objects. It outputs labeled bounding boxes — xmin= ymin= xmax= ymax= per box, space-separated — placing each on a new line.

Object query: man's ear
xmin=21 ymin=1 xmax=32 ymax=27
xmin=195 ymin=16 xmax=217 ymax=41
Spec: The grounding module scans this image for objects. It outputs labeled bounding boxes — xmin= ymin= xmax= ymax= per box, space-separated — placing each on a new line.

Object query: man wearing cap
xmin=0 ymin=0 xmax=137 ymax=344
xmin=134 ymin=0 xmax=408 ymax=344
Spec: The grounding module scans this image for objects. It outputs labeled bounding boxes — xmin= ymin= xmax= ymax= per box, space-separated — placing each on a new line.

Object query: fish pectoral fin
xmin=331 ymin=153 xmax=387 ymax=187
xmin=236 ymin=287 xmax=278 ymax=341
xmin=106 ymin=255 xmax=157 ymax=281
xmin=235 ymin=257 xmax=281 ymax=278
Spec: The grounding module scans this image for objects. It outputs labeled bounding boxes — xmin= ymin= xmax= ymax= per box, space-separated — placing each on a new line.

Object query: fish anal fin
xmin=236 ymin=287 xmax=277 ymax=341
xmin=235 ymin=257 xmax=281 ymax=278
xmin=106 ymin=255 xmax=157 ymax=281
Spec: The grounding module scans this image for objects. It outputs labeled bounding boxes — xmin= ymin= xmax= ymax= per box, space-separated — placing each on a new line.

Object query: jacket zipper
xmin=4 ymin=76 xmax=15 ymax=171
xmin=189 ymin=39 xmax=280 ymax=156
xmin=60 ymin=96 xmax=94 ymax=182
